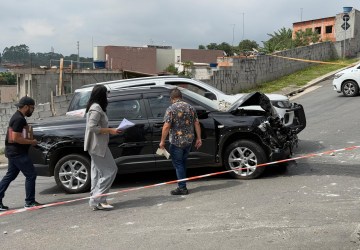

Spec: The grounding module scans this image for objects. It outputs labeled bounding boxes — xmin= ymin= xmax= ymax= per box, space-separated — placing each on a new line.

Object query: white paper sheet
xmin=117 ymin=118 xmax=135 ymax=130
xmin=156 ymin=148 xmax=170 ymax=159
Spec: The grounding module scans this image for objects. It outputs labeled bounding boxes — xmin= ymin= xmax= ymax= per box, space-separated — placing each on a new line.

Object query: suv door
xmin=107 ymin=94 xmax=156 ymax=173
xmin=143 ymin=91 xmax=216 ymax=169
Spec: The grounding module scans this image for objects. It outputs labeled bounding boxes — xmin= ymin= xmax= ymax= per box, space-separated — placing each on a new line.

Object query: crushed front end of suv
xmin=29 ymin=86 xmax=306 ymax=193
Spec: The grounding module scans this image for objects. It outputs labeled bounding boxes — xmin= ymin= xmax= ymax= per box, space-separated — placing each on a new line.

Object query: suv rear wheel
xmin=342 ymin=80 xmax=359 ymax=97
xmin=54 ymin=154 xmax=91 ymax=194
xmin=224 ymin=140 xmax=267 ymax=179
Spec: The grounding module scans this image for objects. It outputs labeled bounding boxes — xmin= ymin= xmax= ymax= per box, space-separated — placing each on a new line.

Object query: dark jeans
xmin=0 ymin=154 xmax=37 ymax=204
xmin=169 ymin=144 xmax=191 ymax=189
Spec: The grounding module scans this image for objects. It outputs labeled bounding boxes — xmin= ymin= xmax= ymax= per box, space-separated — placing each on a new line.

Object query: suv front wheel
xmin=224 ymin=140 xmax=267 ymax=179
xmin=54 ymin=154 xmax=91 ymax=194
xmin=342 ymin=80 xmax=359 ymax=97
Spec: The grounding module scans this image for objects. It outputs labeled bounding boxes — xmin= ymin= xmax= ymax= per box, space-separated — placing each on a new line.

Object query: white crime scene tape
xmin=1 ymin=145 xmax=359 ymax=217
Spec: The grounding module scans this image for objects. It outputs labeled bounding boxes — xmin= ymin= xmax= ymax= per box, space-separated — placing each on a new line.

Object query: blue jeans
xmin=0 ymin=154 xmax=37 ymax=204
xmin=169 ymin=144 xmax=191 ymax=189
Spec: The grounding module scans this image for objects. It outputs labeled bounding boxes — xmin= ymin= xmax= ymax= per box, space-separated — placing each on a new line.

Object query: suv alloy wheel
xmin=224 ymin=140 xmax=267 ymax=179
xmin=54 ymin=154 xmax=91 ymax=194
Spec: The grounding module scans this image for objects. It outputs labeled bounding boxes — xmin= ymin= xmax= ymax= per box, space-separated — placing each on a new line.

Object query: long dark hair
xmin=85 ymin=85 xmax=108 ymax=113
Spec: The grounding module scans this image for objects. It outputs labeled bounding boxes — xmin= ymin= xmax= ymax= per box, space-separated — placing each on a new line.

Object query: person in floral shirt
xmin=159 ymin=88 xmax=202 ymax=195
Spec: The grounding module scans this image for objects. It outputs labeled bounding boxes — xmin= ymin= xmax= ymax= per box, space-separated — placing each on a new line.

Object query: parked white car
xmin=66 ymin=76 xmax=297 ymax=126
xmin=333 ymin=63 xmax=360 ymax=97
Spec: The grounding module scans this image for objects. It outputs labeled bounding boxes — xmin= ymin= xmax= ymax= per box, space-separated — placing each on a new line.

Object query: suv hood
xmin=228 ymin=92 xmax=276 ymax=115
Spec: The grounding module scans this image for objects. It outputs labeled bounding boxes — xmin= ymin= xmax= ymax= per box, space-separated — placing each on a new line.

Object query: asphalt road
xmin=1 ymin=79 xmax=360 ymax=250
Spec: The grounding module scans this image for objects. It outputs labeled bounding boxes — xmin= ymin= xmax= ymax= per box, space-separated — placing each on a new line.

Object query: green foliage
xmin=179 ymin=61 xmax=193 ymax=77
xmin=262 ymin=27 xmax=294 ymax=53
xmin=165 ymin=63 xmax=178 ymax=74
xmin=293 ymin=29 xmax=321 ymax=47
xmin=0 ymin=72 xmax=16 ymax=85
xmin=1 ymin=44 xmax=92 ymax=68
xmin=2 ymin=44 xmax=30 ymax=64
xmin=198 ymin=45 xmax=206 ymax=50
xmin=238 ymin=39 xmax=259 ymax=52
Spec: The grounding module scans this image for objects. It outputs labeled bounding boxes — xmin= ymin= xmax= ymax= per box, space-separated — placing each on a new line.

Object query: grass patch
xmin=244 ymin=58 xmax=359 ymax=93
xmin=0 ymin=147 xmax=4 ymax=155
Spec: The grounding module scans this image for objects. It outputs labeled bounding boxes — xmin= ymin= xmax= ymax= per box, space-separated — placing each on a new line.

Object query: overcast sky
xmin=1 ymin=0 xmax=359 ymax=57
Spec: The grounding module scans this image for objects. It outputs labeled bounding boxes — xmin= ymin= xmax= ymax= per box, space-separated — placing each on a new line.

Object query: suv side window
xmin=147 ymin=94 xmax=171 ymax=118
xmin=107 ymin=99 xmax=143 ymax=120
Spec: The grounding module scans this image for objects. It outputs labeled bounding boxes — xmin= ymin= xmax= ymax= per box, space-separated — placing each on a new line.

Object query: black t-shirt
xmin=5 ymin=110 xmax=30 ymax=157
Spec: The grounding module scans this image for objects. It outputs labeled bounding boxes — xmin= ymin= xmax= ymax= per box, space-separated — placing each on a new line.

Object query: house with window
xmin=292 ymin=16 xmax=336 ymax=42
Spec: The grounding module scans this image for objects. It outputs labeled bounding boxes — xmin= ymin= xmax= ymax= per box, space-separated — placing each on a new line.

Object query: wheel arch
xmin=218 ymin=131 xmax=270 ymax=164
xmin=49 ymin=146 xmax=90 ymax=176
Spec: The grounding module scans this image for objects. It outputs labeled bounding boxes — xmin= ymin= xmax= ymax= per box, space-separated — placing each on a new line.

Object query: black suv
xmin=29 ymin=85 xmax=306 ymax=193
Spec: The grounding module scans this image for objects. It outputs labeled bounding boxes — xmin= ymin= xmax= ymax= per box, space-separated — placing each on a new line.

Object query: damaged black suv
xmin=29 ymin=85 xmax=306 ymax=193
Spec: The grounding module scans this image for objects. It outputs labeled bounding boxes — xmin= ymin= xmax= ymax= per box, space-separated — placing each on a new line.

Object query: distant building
xmin=293 ymin=8 xmax=360 ymax=44
xmin=93 ymin=45 xmax=223 ymax=75
xmin=293 ymin=16 xmax=336 ymax=42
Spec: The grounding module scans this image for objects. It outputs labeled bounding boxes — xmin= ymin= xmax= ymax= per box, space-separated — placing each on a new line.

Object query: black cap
xmin=15 ymin=96 xmax=35 ymax=107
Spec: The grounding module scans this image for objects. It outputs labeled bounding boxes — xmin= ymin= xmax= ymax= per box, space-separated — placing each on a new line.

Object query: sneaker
xmin=0 ymin=203 xmax=9 ymax=211
xmin=24 ymin=201 xmax=43 ymax=209
xmin=170 ymin=187 xmax=189 ymax=195
xmin=92 ymin=202 xmax=114 ymax=211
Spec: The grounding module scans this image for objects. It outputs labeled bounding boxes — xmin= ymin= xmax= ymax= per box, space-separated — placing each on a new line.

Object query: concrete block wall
xmin=0 ymin=93 xmax=73 ymax=150
xmin=209 ymin=41 xmax=338 ymax=94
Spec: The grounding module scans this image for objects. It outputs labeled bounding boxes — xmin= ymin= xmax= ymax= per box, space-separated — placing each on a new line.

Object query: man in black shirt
xmin=0 ymin=96 xmax=41 ymax=210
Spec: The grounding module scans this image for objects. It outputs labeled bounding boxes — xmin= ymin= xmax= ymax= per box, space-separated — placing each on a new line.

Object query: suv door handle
xmin=153 ymin=123 xmax=164 ymax=128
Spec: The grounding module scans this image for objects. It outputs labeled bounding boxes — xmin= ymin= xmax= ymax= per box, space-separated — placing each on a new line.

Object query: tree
xmin=2 ymin=44 xmax=30 ymax=64
xmin=238 ymin=39 xmax=259 ymax=52
xmin=198 ymin=45 xmax=206 ymax=50
xmin=293 ymin=29 xmax=320 ymax=47
xmin=165 ymin=63 xmax=178 ymax=75
xmin=262 ymin=27 xmax=294 ymax=53
xmin=179 ymin=61 xmax=193 ymax=77
xmin=0 ymin=72 xmax=16 ymax=85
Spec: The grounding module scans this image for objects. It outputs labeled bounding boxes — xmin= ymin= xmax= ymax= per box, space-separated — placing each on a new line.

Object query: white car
xmin=66 ymin=76 xmax=297 ymax=126
xmin=333 ymin=63 xmax=360 ymax=97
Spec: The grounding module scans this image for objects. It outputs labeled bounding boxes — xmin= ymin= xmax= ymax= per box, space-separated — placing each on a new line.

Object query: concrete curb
xmin=285 ymin=61 xmax=360 ymax=97
xmin=0 ymin=164 xmax=7 ymax=169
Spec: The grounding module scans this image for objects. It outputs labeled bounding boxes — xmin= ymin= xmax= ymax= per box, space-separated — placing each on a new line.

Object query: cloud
xmin=22 ymin=20 xmax=55 ymax=37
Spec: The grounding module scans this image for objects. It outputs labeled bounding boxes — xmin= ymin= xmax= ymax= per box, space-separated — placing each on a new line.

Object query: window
xmin=314 ymin=27 xmax=321 ymax=34
xmin=68 ymin=91 xmax=91 ymax=111
xmin=325 ymin=25 xmax=332 ymax=34
xmin=107 ymin=99 xmax=142 ymax=120
xmin=148 ymin=95 xmax=171 ymax=118
xmin=166 ymin=81 xmax=210 ymax=97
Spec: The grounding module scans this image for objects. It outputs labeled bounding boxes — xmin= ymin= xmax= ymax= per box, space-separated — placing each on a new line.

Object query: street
xmin=1 ymin=79 xmax=360 ymax=250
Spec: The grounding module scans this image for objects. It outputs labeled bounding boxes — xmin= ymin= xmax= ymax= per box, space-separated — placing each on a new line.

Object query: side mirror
xmin=204 ymin=92 xmax=217 ymax=100
xmin=193 ymin=106 xmax=209 ymax=119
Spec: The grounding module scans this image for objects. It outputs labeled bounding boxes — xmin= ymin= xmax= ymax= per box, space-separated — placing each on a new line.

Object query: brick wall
xmin=105 ymin=46 xmax=157 ymax=74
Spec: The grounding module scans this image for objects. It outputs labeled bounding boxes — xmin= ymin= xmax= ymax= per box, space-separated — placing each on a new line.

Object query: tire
xmin=224 ymin=140 xmax=267 ymax=179
xmin=342 ymin=80 xmax=359 ymax=97
xmin=54 ymin=154 xmax=91 ymax=194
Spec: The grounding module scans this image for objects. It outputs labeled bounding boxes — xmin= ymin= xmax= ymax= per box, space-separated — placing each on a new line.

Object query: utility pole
xmin=241 ymin=13 xmax=245 ymax=40
xmin=300 ymin=8 xmax=303 ymax=21
xmin=232 ymin=24 xmax=235 ymax=46
xmin=77 ymin=41 xmax=80 ymax=69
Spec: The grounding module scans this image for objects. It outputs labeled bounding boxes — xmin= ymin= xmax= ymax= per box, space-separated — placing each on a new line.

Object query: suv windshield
xmin=68 ymin=91 xmax=91 ymax=112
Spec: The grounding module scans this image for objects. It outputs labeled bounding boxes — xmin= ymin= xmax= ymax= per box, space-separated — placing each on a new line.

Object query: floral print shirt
xmin=163 ymin=100 xmax=198 ymax=148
